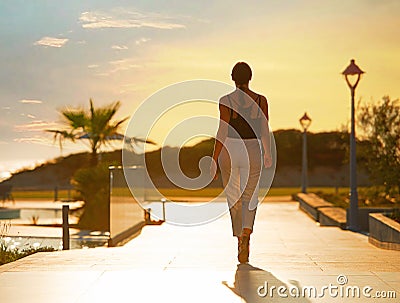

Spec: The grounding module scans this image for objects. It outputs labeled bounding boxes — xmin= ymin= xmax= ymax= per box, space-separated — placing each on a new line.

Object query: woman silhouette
xmin=211 ymin=62 xmax=272 ymax=263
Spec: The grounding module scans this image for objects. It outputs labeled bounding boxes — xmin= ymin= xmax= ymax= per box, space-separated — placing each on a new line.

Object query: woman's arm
xmin=210 ymin=100 xmax=230 ymax=179
xmin=260 ymin=96 xmax=272 ymax=168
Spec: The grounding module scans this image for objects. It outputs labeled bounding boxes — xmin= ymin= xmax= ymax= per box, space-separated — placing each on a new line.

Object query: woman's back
xmin=224 ymin=89 xmax=265 ymax=139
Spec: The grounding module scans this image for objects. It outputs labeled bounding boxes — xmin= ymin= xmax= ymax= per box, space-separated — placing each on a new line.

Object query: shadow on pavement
xmin=223 ymin=263 xmax=312 ymax=303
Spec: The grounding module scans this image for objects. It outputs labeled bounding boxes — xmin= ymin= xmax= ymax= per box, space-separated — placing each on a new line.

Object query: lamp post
xmin=299 ymin=112 xmax=312 ymax=193
xmin=342 ymin=59 xmax=365 ymax=231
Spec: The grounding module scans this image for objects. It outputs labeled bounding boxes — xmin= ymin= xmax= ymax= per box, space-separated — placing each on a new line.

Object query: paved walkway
xmin=0 ymin=199 xmax=399 ymax=302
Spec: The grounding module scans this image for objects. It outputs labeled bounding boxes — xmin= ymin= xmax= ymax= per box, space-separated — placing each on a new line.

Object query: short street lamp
xmin=342 ymin=59 xmax=365 ymax=231
xmin=299 ymin=112 xmax=312 ymax=193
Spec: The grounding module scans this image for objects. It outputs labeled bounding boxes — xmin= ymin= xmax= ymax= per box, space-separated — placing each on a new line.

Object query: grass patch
xmin=12 ymin=187 xmax=357 ymax=201
xmin=18 ymin=186 xmax=397 ymax=208
xmin=314 ymin=187 xmax=400 ymax=209
xmin=12 ymin=190 xmax=78 ymax=200
xmin=110 ymin=187 xmax=352 ymax=199
xmin=0 ymin=244 xmax=56 ymax=266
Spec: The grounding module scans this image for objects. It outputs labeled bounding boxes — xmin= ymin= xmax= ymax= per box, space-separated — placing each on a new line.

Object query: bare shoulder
xmin=257 ymin=94 xmax=269 ymax=120
xmin=258 ymin=94 xmax=268 ymax=108
xmin=259 ymin=94 xmax=268 ymax=103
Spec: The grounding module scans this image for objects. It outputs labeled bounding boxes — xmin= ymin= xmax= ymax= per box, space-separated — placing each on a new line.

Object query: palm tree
xmin=47 ymin=99 xmax=152 ymax=165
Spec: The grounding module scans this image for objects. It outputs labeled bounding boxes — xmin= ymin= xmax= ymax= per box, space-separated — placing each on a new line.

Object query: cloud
xmin=14 ymin=120 xmax=58 ymax=132
xmin=20 ymin=113 xmax=37 ymax=119
xmin=14 ymin=137 xmax=44 ymax=143
xmin=13 ymin=136 xmax=54 ymax=147
xmin=94 ymin=58 xmax=140 ymax=76
xmin=135 ymin=38 xmax=150 ymax=45
xmin=34 ymin=37 xmax=69 ymax=48
xmin=88 ymin=64 xmax=99 ymax=69
xmin=112 ymin=45 xmax=129 ymax=50
xmin=102 ymin=58 xmax=140 ymax=75
xmin=79 ymin=9 xmax=186 ymax=30
xmin=19 ymin=99 xmax=43 ymax=104
xmin=94 ymin=72 xmax=110 ymax=77
xmin=119 ymin=83 xmax=138 ymax=94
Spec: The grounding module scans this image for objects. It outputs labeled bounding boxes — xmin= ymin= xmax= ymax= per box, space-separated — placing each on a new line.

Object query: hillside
xmin=1 ymin=130 xmax=372 ymax=189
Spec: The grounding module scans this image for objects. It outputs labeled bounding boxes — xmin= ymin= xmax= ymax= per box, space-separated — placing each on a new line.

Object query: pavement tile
xmin=0 ymin=271 xmax=103 ymax=303
xmin=77 ymin=270 xmax=243 ymax=303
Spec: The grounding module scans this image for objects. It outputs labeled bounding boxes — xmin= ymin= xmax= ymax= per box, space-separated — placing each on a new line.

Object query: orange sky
xmin=1 ymin=1 xmax=400 ymax=177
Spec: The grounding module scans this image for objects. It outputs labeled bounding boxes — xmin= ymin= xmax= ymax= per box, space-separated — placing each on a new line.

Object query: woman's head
xmin=231 ymin=62 xmax=252 ymax=85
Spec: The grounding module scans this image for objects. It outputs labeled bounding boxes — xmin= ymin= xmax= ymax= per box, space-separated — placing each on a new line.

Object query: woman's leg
xmin=239 ymin=139 xmax=263 ymax=234
xmin=237 ymin=140 xmax=262 ymax=263
xmin=219 ymin=139 xmax=242 ymax=237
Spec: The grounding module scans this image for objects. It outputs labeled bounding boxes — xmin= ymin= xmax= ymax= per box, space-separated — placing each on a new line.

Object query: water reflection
xmin=0 ymin=233 xmax=108 ymax=251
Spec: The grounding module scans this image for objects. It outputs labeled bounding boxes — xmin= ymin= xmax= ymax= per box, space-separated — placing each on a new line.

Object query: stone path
xmin=0 ymin=200 xmax=399 ymax=302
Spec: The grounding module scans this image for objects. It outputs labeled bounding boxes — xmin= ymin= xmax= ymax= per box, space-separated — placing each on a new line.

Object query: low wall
xmin=319 ymin=207 xmax=346 ymax=229
xmin=296 ymin=193 xmax=396 ymax=233
xmin=295 ymin=193 xmax=334 ymax=221
xmin=369 ymin=213 xmax=400 ymax=251
xmin=348 ymin=207 xmax=394 ymax=233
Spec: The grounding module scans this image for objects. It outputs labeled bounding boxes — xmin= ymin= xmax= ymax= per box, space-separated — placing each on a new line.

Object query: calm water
xmin=1 ymin=206 xmax=108 ymax=250
xmin=19 ymin=208 xmax=78 ymax=225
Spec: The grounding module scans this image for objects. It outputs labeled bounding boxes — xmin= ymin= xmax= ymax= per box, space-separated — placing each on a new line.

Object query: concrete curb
xmin=369 ymin=213 xmax=400 ymax=251
xmin=295 ymin=193 xmax=347 ymax=229
xmin=319 ymin=207 xmax=347 ymax=229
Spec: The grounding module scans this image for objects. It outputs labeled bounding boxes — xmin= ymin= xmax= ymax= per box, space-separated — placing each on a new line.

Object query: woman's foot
xmin=238 ymin=234 xmax=250 ymax=263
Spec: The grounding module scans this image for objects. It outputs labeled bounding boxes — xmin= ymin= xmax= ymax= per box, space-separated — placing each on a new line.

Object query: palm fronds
xmin=46 ymin=99 xmax=156 ymax=158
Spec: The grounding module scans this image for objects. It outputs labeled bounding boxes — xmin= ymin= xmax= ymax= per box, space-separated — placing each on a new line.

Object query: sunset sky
xmin=1 ymin=0 xmax=400 ymax=179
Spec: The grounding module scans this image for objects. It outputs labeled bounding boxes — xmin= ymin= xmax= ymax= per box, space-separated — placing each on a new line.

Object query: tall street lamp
xmin=342 ymin=59 xmax=365 ymax=231
xmin=299 ymin=112 xmax=312 ymax=193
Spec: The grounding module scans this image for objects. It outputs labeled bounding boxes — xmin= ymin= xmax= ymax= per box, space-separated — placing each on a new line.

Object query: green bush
xmin=316 ymin=186 xmax=400 ymax=209
xmin=72 ymin=163 xmax=110 ymax=231
xmin=387 ymin=208 xmax=400 ymax=224
xmin=358 ymin=96 xmax=400 ymax=195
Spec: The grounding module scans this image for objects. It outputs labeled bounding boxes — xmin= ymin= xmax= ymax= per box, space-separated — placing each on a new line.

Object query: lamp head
xmin=342 ymin=59 xmax=365 ymax=76
xmin=299 ymin=112 xmax=312 ymax=131
xmin=342 ymin=59 xmax=365 ymax=89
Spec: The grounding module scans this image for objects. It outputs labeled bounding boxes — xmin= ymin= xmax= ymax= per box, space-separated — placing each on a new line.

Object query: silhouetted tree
xmin=358 ymin=96 xmax=400 ymax=195
xmin=47 ymin=99 xmax=128 ymax=165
